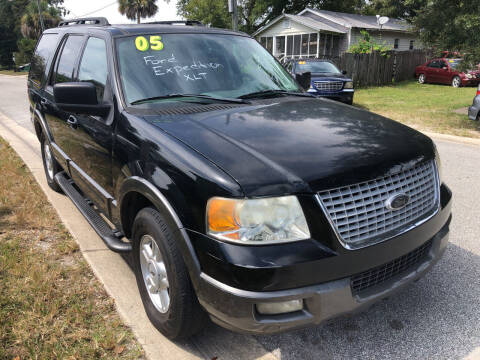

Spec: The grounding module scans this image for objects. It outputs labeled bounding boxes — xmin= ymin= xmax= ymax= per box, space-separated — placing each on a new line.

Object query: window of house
xmin=309 ymin=33 xmax=318 ymax=56
xmin=325 ymin=35 xmax=332 ymax=56
xmin=293 ymin=35 xmax=301 ymax=56
xmin=409 ymin=40 xmax=414 ymax=50
xmin=52 ymin=35 xmax=85 ymax=84
xmin=282 ymin=19 xmax=291 ymax=29
xmin=260 ymin=37 xmax=266 ymax=48
xmin=286 ymin=35 xmax=293 ymax=56
xmin=394 ymin=38 xmax=399 ymax=49
xmin=276 ymin=36 xmax=285 ymax=56
xmin=266 ymin=37 xmax=273 ymax=54
xmin=78 ymin=37 xmax=108 ymax=103
xmin=301 ymin=34 xmax=308 ymax=56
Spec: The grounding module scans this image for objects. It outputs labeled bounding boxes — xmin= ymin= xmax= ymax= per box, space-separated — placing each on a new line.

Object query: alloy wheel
xmin=44 ymin=143 xmax=54 ymax=180
xmin=139 ymin=234 xmax=170 ymax=313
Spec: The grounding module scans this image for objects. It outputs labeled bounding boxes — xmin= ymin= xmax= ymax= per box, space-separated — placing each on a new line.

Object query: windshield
xmin=295 ymin=61 xmax=341 ymax=74
xmin=115 ymin=34 xmax=300 ymax=104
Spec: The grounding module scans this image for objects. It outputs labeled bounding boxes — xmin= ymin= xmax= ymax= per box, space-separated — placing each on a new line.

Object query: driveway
xmin=1 ymin=75 xmax=479 ymax=360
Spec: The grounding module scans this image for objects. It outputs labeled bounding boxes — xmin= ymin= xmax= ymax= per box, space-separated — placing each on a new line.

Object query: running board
xmin=55 ymin=172 xmax=132 ymax=253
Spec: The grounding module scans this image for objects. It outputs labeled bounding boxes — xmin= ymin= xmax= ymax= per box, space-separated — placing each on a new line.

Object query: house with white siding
xmin=253 ymin=8 xmax=421 ymax=59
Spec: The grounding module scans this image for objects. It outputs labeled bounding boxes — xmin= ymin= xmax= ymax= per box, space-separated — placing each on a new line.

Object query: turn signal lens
xmin=206 ymin=196 xmax=310 ymax=245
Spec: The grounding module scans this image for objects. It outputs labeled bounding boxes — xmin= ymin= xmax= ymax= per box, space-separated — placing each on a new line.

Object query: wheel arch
xmin=118 ymin=176 xmax=201 ymax=281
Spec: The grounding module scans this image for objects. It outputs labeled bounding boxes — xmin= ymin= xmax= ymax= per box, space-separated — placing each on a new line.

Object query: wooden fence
xmin=330 ymin=50 xmax=431 ymax=88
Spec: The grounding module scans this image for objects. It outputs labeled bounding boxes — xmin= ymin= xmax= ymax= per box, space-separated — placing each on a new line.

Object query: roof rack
xmin=145 ymin=20 xmax=204 ymax=26
xmin=58 ymin=17 xmax=110 ymax=27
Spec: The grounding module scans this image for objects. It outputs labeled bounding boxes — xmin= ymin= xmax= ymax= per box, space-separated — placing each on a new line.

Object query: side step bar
xmin=55 ymin=172 xmax=132 ymax=253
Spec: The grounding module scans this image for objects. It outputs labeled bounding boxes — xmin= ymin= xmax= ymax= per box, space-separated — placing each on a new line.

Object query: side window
xmin=427 ymin=61 xmax=438 ymax=68
xmin=52 ymin=35 xmax=84 ymax=84
xmin=78 ymin=37 xmax=109 ymax=103
xmin=29 ymin=33 xmax=59 ymax=88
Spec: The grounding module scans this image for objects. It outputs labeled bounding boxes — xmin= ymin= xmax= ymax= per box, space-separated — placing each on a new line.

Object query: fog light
xmin=256 ymin=299 xmax=303 ymax=315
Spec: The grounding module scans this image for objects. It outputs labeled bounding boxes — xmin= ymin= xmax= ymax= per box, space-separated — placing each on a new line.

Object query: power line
xmin=75 ymin=1 xmax=117 ymax=18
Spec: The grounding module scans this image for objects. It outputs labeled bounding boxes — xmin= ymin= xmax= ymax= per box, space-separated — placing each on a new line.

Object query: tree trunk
xmin=137 ymin=12 xmax=140 ymax=24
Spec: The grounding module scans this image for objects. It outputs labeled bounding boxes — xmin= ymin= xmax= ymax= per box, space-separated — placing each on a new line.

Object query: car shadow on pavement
xmin=253 ymin=243 xmax=480 ymax=360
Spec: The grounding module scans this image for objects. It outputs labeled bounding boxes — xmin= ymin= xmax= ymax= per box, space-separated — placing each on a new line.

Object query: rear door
xmin=66 ymin=35 xmax=115 ymax=215
xmin=42 ymin=34 xmax=86 ymax=170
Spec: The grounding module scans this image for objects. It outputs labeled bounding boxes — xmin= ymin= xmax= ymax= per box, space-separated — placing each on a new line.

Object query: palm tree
xmin=118 ymin=0 xmax=158 ymax=24
xmin=21 ymin=0 xmax=61 ymax=39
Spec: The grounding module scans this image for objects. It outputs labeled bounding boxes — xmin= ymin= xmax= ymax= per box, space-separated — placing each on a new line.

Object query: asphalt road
xmin=1 ymin=75 xmax=479 ymax=360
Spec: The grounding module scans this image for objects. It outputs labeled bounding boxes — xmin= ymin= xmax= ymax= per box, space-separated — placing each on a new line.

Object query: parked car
xmin=468 ymin=84 xmax=480 ymax=120
xmin=28 ymin=17 xmax=452 ymax=340
xmin=416 ymin=58 xmax=480 ymax=87
xmin=285 ymin=58 xmax=354 ymax=104
xmin=17 ymin=63 xmax=30 ymax=72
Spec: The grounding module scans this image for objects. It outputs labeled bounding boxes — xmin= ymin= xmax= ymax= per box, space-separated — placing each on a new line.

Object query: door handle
xmin=67 ymin=115 xmax=78 ymax=128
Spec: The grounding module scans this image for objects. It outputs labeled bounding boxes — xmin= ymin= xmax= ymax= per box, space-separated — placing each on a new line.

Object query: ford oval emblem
xmin=385 ymin=193 xmax=410 ymax=211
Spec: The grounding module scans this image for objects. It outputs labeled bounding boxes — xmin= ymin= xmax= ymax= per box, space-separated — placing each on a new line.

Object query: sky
xmin=62 ymin=0 xmax=181 ymax=24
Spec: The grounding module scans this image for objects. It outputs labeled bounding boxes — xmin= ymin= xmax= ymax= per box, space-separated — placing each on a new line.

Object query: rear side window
xmin=52 ymin=35 xmax=84 ymax=84
xmin=29 ymin=33 xmax=59 ymax=88
xmin=78 ymin=37 xmax=109 ymax=102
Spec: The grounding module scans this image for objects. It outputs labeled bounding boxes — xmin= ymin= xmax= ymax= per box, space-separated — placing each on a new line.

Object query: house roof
xmin=299 ymin=8 xmax=411 ymax=32
xmin=253 ymin=13 xmax=348 ymax=37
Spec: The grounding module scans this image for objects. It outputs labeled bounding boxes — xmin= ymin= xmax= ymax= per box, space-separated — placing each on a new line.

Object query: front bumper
xmin=192 ymin=185 xmax=452 ymax=334
xmin=461 ymin=77 xmax=480 ymax=86
xmin=308 ymin=89 xmax=354 ymax=104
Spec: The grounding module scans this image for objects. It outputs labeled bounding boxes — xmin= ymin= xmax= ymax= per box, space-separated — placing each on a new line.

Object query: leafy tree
xmin=347 ymin=29 xmax=391 ymax=55
xmin=412 ymin=0 xmax=480 ymax=70
xmin=177 ymin=0 xmax=368 ymax=34
xmin=361 ymin=0 xmax=426 ymax=19
xmin=20 ymin=1 xmax=62 ymax=39
xmin=118 ymin=0 xmax=158 ymax=24
xmin=14 ymin=38 xmax=37 ymax=66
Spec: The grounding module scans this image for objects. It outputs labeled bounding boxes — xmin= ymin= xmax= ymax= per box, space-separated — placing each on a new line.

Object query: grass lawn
xmin=0 ymin=70 xmax=27 ymax=76
xmin=354 ymin=80 xmax=480 ymax=138
xmin=0 ymin=138 xmax=143 ymax=359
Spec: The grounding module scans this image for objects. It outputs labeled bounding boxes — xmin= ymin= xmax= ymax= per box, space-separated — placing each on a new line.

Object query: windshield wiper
xmin=238 ymin=89 xmax=314 ymax=100
xmin=131 ymin=93 xmax=249 ymax=105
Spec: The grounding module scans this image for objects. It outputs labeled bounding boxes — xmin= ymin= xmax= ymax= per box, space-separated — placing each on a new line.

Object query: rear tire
xmin=40 ymin=136 xmax=62 ymax=193
xmin=452 ymin=76 xmax=461 ymax=88
xmin=132 ymin=207 xmax=207 ymax=340
xmin=418 ymin=74 xmax=426 ymax=84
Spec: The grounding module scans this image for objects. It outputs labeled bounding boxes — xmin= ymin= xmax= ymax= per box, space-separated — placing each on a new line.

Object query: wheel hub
xmin=139 ymin=235 xmax=170 ymax=313
xmin=44 ymin=143 xmax=54 ymax=179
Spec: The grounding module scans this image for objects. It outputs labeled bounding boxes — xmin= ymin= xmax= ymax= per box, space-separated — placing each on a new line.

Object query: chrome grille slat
xmin=313 ymin=81 xmax=343 ymax=92
xmin=318 ymin=161 xmax=439 ymax=249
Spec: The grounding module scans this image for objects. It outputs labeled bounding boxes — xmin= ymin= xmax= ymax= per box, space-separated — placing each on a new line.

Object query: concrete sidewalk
xmin=0 ymin=111 xmax=276 ymax=360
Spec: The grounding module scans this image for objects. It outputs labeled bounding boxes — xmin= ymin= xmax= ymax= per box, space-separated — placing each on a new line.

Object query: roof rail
xmin=58 ymin=17 xmax=110 ymax=27
xmin=145 ymin=20 xmax=204 ymax=26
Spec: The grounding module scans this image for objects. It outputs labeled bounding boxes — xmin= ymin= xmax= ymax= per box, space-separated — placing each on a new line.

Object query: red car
xmin=415 ymin=58 xmax=480 ymax=87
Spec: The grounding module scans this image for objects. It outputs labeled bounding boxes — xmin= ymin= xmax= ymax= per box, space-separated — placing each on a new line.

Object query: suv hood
xmin=147 ymin=97 xmax=434 ymax=196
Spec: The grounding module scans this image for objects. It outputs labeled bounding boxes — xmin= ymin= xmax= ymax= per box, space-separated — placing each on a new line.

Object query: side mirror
xmin=54 ymin=82 xmax=110 ymax=117
xmin=295 ymin=71 xmax=312 ymax=91
xmin=342 ymin=70 xmax=348 ymax=75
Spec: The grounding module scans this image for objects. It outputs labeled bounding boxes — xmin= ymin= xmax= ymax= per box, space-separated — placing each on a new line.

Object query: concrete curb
xmin=423 ymin=131 xmax=480 ymax=147
xmin=0 ymin=111 xmax=277 ymax=360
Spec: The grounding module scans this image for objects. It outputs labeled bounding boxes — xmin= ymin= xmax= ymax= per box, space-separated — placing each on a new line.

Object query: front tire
xmin=418 ymin=73 xmax=426 ymax=84
xmin=452 ymin=76 xmax=461 ymax=88
xmin=40 ymin=136 xmax=62 ymax=192
xmin=132 ymin=207 xmax=207 ymax=340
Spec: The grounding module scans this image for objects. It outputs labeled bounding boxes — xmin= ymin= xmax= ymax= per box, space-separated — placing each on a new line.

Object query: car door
xmin=436 ymin=60 xmax=450 ymax=84
xmin=425 ymin=60 xmax=440 ymax=82
xmin=42 ymin=34 xmax=86 ymax=171
xmin=65 ymin=35 xmax=115 ymax=215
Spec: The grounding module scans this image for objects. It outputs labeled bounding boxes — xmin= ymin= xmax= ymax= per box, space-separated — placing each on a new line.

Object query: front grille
xmin=314 ymin=81 xmax=343 ymax=92
xmin=317 ymin=161 xmax=439 ymax=249
xmin=351 ymin=239 xmax=433 ymax=296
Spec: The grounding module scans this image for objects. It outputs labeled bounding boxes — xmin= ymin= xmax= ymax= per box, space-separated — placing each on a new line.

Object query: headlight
xmin=466 ymin=73 xmax=473 ymax=79
xmin=206 ymin=196 xmax=310 ymax=244
xmin=344 ymin=81 xmax=354 ymax=89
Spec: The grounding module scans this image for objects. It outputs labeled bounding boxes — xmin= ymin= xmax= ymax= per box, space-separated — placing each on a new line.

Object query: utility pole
xmin=228 ymin=0 xmax=238 ymax=31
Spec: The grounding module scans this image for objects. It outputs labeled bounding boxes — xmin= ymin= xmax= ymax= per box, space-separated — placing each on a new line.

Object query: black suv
xmin=28 ymin=17 xmax=452 ymax=340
